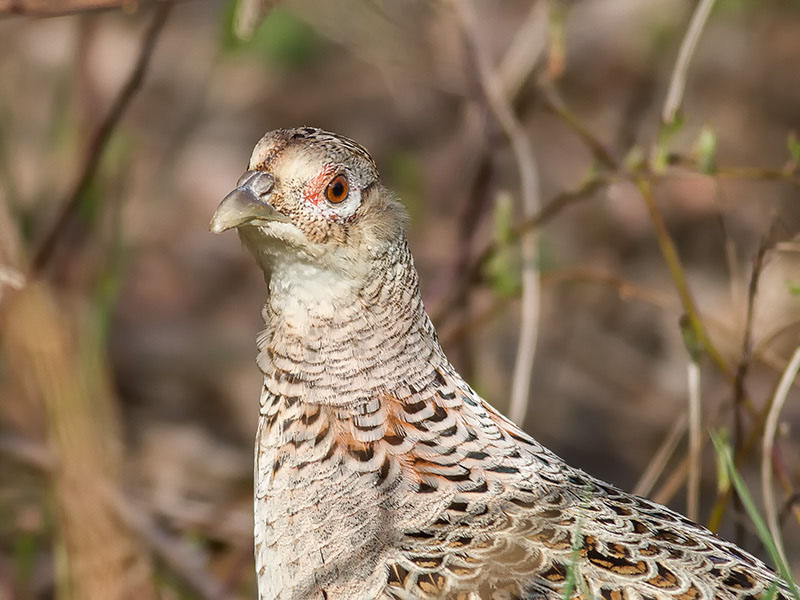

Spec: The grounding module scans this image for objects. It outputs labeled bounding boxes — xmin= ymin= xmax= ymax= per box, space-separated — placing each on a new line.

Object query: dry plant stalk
xmin=3 ymin=283 xmax=157 ymax=600
xmin=761 ymin=346 xmax=800 ymax=567
xmin=454 ymin=0 xmax=544 ymax=426
xmin=0 ymin=188 xmax=25 ymax=305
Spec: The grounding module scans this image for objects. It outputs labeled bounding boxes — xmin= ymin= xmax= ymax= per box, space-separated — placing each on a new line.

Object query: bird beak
xmin=210 ymin=170 xmax=290 ymax=233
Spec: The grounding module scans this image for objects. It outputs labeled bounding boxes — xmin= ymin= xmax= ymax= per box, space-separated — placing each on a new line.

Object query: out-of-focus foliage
xmin=0 ymin=1 xmax=799 ymax=598
xmin=220 ymin=3 xmax=320 ymax=67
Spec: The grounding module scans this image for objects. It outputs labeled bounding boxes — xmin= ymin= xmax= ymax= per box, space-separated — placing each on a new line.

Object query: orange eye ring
xmin=326 ymin=174 xmax=349 ymax=204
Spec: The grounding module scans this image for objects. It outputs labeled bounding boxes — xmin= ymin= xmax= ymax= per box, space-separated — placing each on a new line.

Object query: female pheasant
xmin=210 ymin=128 xmax=795 ymax=600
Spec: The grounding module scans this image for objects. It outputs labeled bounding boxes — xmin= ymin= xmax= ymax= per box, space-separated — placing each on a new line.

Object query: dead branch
xmin=0 ymin=430 xmax=231 ymax=600
xmin=432 ymin=174 xmax=612 ymax=328
xmin=633 ymin=411 xmax=688 ymax=497
xmin=661 ymin=0 xmax=717 ymax=125
xmin=686 ymin=361 xmax=701 ymax=522
xmin=1 ymin=0 xmax=136 ymax=16
xmin=453 ymin=0 xmax=545 ymax=427
xmin=635 ymin=179 xmax=735 ymax=379
xmin=31 ymin=1 xmax=172 ymax=273
xmin=761 ymin=346 xmax=800 ymax=567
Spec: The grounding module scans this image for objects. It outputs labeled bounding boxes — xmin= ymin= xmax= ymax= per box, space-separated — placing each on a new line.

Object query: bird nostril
xmin=236 ymin=170 xmax=257 ymax=188
xmin=250 ymin=172 xmax=275 ymax=197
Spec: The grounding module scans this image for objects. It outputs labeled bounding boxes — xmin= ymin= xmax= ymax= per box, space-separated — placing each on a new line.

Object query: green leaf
xmin=710 ymin=431 xmax=800 ymax=600
xmin=788 ymin=132 xmax=800 ymax=166
xmin=694 ymin=126 xmax=717 ymax=174
xmin=653 ymin=113 xmax=685 ymax=173
xmin=787 ymin=279 xmax=800 ymax=297
xmin=221 ymin=3 xmax=320 ymax=68
xmin=679 ymin=314 xmax=704 ymax=363
xmin=493 ymin=191 xmax=514 ymax=244
xmin=712 ymin=428 xmax=731 ymax=495
xmin=563 ymin=490 xmax=588 ymax=600
xmin=765 ymin=583 xmax=781 ymax=600
xmin=387 ymin=151 xmax=423 ymax=222
xmin=661 ymin=111 xmax=685 ymax=139
xmin=623 ymin=145 xmax=646 ymax=173
xmin=484 ymin=192 xmax=520 ymax=297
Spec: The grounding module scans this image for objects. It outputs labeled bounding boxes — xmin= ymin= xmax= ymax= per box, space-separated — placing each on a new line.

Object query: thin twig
xmin=0 ymin=265 xmax=25 ymax=297
xmin=539 ymin=84 xmax=618 ymax=171
xmin=0 ymin=432 xmax=230 ymax=600
xmin=734 ymin=238 xmax=769 ymax=405
xmin=496 ymin=1 xmax=549 ymax=100
xmin=713 ymin=167 xmax=800 ymax=187
xmin=661 ymin=0 xmax=717 ymax=125
xmin=707 ymin=364 xmax=796 ymax=530
xmin=633 ymin=411 xmax=688 ymax=497
xmin=717 ymin=212 xmax=742 ymax=314
xmin=454 ymin=0 xmax=545 ymax=426
xmin=664 ymin=155 xmax=800 ymax=187
xmin=653 ymin=437 xmax=703 ymax=506
xmin=730 ymin=236 xmax=770 ymax=545
xmin=432 ymin=174 xmax=611 ymax=327
xmin=754 ymin=318 xmax=800 ymax=358
xmin=0 ymin=173 xmax=26 ymax=301
xmin=0 ymin=431 xmax=56 ymax=471
xmin=107 ymin=487 xmax=230 ymax=600
xmin=32 ymin=1 xmax=172 ymax=273
xmin=730 ymin=237 xmax=769 ymax=526
xmin=651 ymin=398 xmax=731 ymax=508
xmin=441 ymin=267 xmax=676 ymax=347
xmin=437 ymin=1 xmax=546 ymax=376
xmin=233 ymin=0 xmax=275 ymax=39
xmin=1 ymin=0 xmax=141 ymax=16
xmin=447 ymin=122 xmax=496 ymax=378
xmin=762 ymin=345 xmax=800 ymax=568
xmin=687 ymin=361 xmax=701 ymax=522
xmin=636 ymin=179 xmax=732 ymax=379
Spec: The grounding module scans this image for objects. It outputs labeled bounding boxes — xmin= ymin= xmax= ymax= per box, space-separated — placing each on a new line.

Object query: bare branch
xmin=233 ymin=0 xmax=278 ymax=40
xmin=433 ymin=174 xmax=610 ymax=329
xmin=0 ymin=432 xmax=231 ymax=600
xmin=107 ymin=487 xmax=231 ymax=600
xmin=686 ymin=361 xmax=701 ymax=522
xmin=633 ymin=412 xmax=688 ymax=497
xmin=661 ymin=0 xmax=717 ymax=125
xmin=636 ymin=176 xmax=796 ymax=407
xmin=755 ymin=318 xmax=800 ymax=358
xmin=635 ymin=179 xmax=734 ymax=380
xmin=438 ymin=1 xmax=546 ymax=378
xmin=0 ymin=181 xmax=26 ymax=301
xmin=453 ymin=0 xmax=545 ymax=426
xmin=496 ymin=1 xmax=548 ymax=100
xmin=32 ymin=1 xmax=172 ymax=273
xmin=761 ymin=345 xmax=800 ymax=568
xmin=441 ymin=267 xmax=676 ymax=348
xmin=665 ymin=154 xmax=800 ymax=187
xmin=733 ymin=237 xmax=769 ymax=445
xmin=0 ymin=0 xmax=136 ymax=16
xmin=0 ymin=0 xmax=188 ymax=17
xmin=539 ymin=85 xmax=618 ymax=171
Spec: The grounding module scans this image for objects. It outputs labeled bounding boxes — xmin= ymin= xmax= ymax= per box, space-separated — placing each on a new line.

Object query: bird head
xmin=210 ymin=128 xmax=407 ymax=277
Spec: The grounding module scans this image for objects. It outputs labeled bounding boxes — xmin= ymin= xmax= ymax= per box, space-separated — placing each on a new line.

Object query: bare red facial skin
xmin=303 ymin=164 xmax=337 ymax=206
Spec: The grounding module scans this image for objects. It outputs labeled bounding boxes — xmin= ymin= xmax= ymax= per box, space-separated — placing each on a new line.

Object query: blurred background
xmin=1 ymin=0 xmax=799 ymax=598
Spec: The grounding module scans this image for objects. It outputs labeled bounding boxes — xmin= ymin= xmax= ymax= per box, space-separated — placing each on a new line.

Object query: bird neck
xmin=256 ymin=236 xmax=449 ymax=407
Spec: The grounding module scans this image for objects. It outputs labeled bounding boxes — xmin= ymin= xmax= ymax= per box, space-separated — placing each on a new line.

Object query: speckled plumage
xmin=210 ymin=128 xmax=796 ymax=600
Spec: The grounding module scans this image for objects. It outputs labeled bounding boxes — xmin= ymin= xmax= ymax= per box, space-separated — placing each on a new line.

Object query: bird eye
xmin=326 ymin=175 xmax=348 ymax=204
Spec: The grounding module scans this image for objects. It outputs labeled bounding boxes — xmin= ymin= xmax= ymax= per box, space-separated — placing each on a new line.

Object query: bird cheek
xmin=302 ymin=188 xmax=321 ymax=207
xmin=303 ymin=220 xmax=330 ymax=245
xmin=303 ymin=165 xmax=337 ymax=207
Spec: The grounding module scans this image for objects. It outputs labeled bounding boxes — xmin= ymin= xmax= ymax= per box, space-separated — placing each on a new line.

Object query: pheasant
xmin=210 ymin=127 xmax=796 ymax=600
